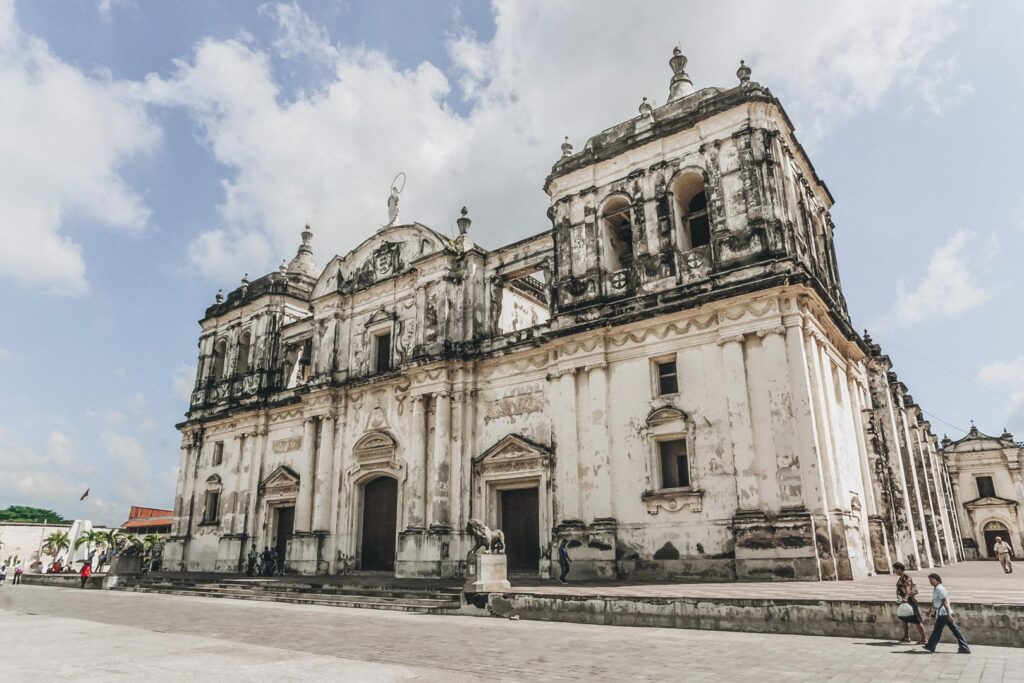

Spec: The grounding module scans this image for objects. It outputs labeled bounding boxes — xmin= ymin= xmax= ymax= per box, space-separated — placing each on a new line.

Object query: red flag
xmin=80 ymin=488 xmax=90 ymax=501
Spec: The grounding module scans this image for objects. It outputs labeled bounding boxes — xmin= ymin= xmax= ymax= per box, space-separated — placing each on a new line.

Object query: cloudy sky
xmin=1 ymin=0 xmax=1021 ymax=525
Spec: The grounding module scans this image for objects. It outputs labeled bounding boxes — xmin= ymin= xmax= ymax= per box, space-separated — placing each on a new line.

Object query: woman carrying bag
xmin=893 ymin=562 xmax=926 ymax=644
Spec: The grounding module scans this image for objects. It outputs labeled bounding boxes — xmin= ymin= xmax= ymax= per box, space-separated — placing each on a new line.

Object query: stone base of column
xmin=892 ymin=529 xmax=922 ymax=569
xmin=732 ymin=508 xmax=826 ymax=581
xmin=394 ymin=527 xmax=467 ymax=578
xmin=868 ymin=515 xmax=893 ymax=574
xmin=215 ymin=533 xmax=247 ymax=573
xmin=162 ymin=536 xmax=188 ymax=573
xmin=285 ymin=531 xmax=325 ymax=575
xmin=551 ymin=519 xmax=618 ymax=580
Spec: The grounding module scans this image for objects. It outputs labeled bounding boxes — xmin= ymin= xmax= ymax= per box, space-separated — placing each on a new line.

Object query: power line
xmin=871 ymin=332 xmax=1016 ymax=404
xmin=920 ymin=410 xmax=966 ymax=436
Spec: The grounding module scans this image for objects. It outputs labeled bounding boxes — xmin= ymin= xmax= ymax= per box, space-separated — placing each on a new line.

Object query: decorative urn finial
xmin=240 ymin=273 xmax=250 ymax=296
xmin=299 ymin=225 xmax=313 ymax=253
xmin=561 ymin=135 xmax=573 ymax=157
xmin=737 ymin=59 xmax=752 ymax=85
xmin=639 ymin=96 xmax=653 ymax=118
xmin=668 ymin=46 xmax=694 ymax=101
xmin=215 ymin=289 xmax=224 ymax=304
xmin=457 ymin=206 xmax=472 ymax=236
xmin=279 ymin=259 xmax=289 ymax=275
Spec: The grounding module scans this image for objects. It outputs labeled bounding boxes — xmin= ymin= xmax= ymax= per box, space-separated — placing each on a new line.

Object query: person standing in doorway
xmin=923 ymin=573 xmax=970 ymax=654
xmin=13 ymin=562 xmax=23 ymax=585
xmin=557 ymin=539 xmax=572 ymax=585
xmin=993 ymin=536 xmax=1014 ymax=574
xmin=79 ymin=562 xmax=92 ymax=589
xmin=893 ymin=562 xmax=926 ymax=645
xmin=246 ymin=544 xmax=259 ymax=577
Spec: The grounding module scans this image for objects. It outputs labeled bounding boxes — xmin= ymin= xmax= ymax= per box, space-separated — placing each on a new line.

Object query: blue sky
xmin=1 ymin=0 xmax=1021 ymax=525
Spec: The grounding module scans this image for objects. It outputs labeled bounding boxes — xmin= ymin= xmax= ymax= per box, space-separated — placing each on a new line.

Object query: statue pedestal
xmin=464 ymin=551 xmax=511 ymax=593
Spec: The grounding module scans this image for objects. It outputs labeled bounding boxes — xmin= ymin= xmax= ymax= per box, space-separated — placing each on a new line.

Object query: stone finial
xmin=456 ymin=206 xmax=472 ymax=236
xmin=279 ymin=259 xmax=289 ymax=274
xmin=240 ymin=273 xmax=250 ymax=296
xmin=639 ymin=96 xmax=653 ymax=118
xmin=299 ymin=225 xmax=313 ymax=253
xmin=287 ymin=225 xmax=318 ymax=278
xmin=668 ymin=46 xmax=694 ymax=101
xmin=215 ymin=289 xmax=224 ymax=304
xmin=561 ymin=136 xmax=573 ymax=157
xmin=737 ymin=59 xmax=752 ymax=85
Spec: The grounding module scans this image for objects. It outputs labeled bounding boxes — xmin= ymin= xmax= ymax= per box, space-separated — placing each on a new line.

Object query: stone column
xmin=783 ymin=321 xmax=829 ymax=515
xmin=312 ymin=415 xmax=335 ymax=532
xmin=804 ymin=331 xmax=840 ymax=510
xmin=550 ymin=368 xmax=581 ymax=525
xmin=294 ymin=417 xmax=317 ymax=533
xmin=586 ymin=363 xmax=614 ymax=521
xmin=760 ymin=327 xmax=801 ymax=507
xmin=404 ymin=395 xmax=427 ymax=529
xmin=897 ymin=409 xmax=933 ymax=567
xmin=245 ymin=427 xmax=266 ymax=543
xmin=719 ymin=334 xmax=760 ymax=510
xmin=173 ymin=443 xmax=193 ymax=536
xmin=431 ymin=391 xmax=452 ymax=528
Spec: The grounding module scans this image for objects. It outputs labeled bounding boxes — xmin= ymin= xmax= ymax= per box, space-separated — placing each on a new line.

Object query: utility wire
xmin=871 ymin=332 xmax=1015 ymax=404
xmin=919 ymin=410 xmax=966 ymax=436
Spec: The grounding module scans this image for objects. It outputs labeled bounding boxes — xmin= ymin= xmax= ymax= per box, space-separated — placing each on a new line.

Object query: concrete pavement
xmin=1 ymin=584 xmax=1023 ymax=682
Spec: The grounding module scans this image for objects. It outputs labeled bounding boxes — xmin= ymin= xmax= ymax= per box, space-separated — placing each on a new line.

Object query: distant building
xmin=121 ymin=506 xmax=173 ymax=535
xmin=942 ymin=427 xmax=1024 ymax=560
xmin=0 ymin=521 xmax=72 ymax=569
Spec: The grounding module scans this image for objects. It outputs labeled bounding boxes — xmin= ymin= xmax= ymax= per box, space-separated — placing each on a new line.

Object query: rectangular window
xmin=212 ymin=441 xmax=224 ymax=466
xmin=658 ymin=439 xmax=689 ymax=489
xmin=976 ymin=476 xmax=996 ymax=498
xmin=656 ymin=360 xmax=678 ymax=396
xmin=374 ymin=332 xmax=392 ymax=373
xmin=203 ymin=491 xmax=220 ymax=523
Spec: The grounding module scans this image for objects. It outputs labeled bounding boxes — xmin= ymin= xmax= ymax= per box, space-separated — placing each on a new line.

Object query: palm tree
xmin=42 ymin=530 xmax=70 ymax=562
xmin=73 ymin=529 xmax=105 ymax=551
xmin=94 ymin=528 xmax=122 ymax=556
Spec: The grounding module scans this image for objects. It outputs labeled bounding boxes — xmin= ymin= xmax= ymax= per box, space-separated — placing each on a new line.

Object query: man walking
xmin=923 ymin=573 xmax=970 ymax=654
xmin=79 ymin=562 xmax=92 ymax=589
xmin=246 ymin=544 xmax=259 ymax=577
xmin=557 ymin=539 xmax=572 ymax=585
xmin=993 ymin=536 xmax=1014 ymax=574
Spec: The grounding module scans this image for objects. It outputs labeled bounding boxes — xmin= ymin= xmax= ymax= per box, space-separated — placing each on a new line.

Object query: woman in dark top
xmin=894 ymin=562 xmax=926 ymax=644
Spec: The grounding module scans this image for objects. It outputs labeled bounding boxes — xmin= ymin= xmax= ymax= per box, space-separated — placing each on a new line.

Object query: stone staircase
xmin=110 ymin=575 xmax=463 ymax=614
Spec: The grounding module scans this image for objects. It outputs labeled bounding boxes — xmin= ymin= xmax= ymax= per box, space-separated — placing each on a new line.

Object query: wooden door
xmin=501 ymin=488 xmax=540 ymax=571
xmin=361 ymin=477 xmax=398 ymax=570
xmin=274 ymin=506 xmax=294 ymax=564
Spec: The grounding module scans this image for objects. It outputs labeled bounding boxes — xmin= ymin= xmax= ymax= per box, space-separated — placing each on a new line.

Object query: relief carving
xmin=484 ymin=390 xmax=544 ymax=423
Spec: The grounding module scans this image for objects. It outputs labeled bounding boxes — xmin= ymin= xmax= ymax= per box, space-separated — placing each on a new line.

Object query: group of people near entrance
xmin=246 ymin=544 xmax=283 ymax=577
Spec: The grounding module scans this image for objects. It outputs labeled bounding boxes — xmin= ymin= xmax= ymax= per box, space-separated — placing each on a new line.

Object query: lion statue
xmin=467 ymin=519 xmax=505 ymax=554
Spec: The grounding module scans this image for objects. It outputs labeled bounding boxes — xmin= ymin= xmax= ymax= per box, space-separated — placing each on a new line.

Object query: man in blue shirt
xmin=923 ymin=573 xmax=970 ymax=654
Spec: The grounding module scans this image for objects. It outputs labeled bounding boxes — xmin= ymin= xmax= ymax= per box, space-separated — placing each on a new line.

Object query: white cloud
xmin=878 ymin=230 xmax=987 ymax=329
xmin=977 ymin=358 xmax=1024 ymax=435
xmin=0 ymin=0 xmax=160 ymax=296
xmin=0 ymin=427 xmax=87 ymax=510
xmin=135 ymin=0 xmax=960 ymax=283
xmin=0 ymin=346 xmax=9 ymax=361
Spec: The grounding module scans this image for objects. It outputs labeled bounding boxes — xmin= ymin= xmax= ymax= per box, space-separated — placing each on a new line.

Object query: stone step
xmin=110 ymin=586 xmax=460 ymax=613
xmin=125 ymin=584 xmax=458 ymax=606
xmin=117 ymin=580 xmax=460 ymax=601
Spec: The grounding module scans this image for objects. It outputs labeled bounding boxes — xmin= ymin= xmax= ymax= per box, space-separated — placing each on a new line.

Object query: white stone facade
xmin=166 ymin=51 xmax=960 ymax=581
xmin=941 ymin=427 xmax=1023 ymax=561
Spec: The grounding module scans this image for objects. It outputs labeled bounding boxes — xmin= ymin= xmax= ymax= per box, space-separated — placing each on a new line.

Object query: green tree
xmin=0 ymin=505 xmax=69 ymax=523
xmin=74 ymin=529 xmax=106 ymax=551
xmin=143 ymin=533 xmax=163 ymax=552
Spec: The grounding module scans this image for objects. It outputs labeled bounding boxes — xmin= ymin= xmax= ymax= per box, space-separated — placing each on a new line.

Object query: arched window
xmin=202 ymin=475 xmax=222 ymax=524
xmin=671 ymin=174 xmax=711 ymax=251
xmin=211 ymin=338 xmax=227 ymax=382
xmin=234 ymin=330 xmax=252 ymax=376
xmin=600 ymin=195 xmax=634 ymax=272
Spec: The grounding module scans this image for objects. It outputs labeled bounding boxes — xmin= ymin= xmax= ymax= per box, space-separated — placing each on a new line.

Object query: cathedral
xmin=166 ymin=49 xmax=962 ymax=581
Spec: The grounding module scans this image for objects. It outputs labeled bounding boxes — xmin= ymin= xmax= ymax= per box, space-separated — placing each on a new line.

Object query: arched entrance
xmin=361 ymin=476 xmax=398 ymax=570
xmin=983 ymin=521 xmax=1011 ymax=559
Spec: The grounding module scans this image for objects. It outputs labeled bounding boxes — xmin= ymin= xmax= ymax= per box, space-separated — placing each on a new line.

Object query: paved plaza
xmin=510 ymin=560 xmax=1024 ymax=605
xmin=1 ymin=583 xmax=1022 ymax=682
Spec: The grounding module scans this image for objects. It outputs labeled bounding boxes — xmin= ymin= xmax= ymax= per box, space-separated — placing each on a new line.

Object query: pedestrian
xmin=13 ymin=562 xmax=24 ymax=585
xmin=79 ymin=562 xmax=92 ymax=589
xmin=922 ymin=573 xmax=970 ymax=654
xmin=261 ymin=546 xmax=273 ymax=577
xmin=246 ymin=544 xmax=259 ymax=577
xmin=557 ymin=538 xmax=572 ymax=585
xmin=892 ymin=562 xmax=926 ymax=645
xmin=0 ymin=564 xmax=6 ymax=586
xmin=993 ymin=536 xmax=1014 ymax=574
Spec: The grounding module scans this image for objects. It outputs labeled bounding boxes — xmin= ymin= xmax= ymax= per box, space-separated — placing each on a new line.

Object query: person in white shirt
xmin=922 ymin=573 xmax=970 ymax=654
xmin=993 ymin=537 xmax=1013 ymax=574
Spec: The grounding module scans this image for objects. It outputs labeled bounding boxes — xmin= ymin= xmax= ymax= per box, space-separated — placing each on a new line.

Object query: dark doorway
xmin=274 ymin=506 xmax=294 ymax=565
xmin=984 ymin=525 xmax=1010 ymax=559
xmin=500 ymin=488 xmax=540 ymax=571
xmin=361 ymin=477 xmax=398 ymax=570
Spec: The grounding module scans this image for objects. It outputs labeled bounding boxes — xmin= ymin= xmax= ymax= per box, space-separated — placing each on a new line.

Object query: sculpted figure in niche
xmin=467 ymin=519 xmax=505 ymax=554
xmin=490 ymin=277 xmax=504 ymax=333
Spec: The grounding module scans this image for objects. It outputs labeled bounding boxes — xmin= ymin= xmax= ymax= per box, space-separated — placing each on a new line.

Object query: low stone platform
xmin=493 ymin=562 xmax=1024 ymax=647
